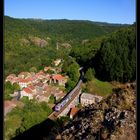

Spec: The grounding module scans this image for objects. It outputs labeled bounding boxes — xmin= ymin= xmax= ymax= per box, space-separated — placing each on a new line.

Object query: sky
xmin=4 ymin=0 xmax=136 ymax=24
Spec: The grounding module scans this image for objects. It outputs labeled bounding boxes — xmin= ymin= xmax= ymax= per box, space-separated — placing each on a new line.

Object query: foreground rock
xmin=58 ymin=82 xmax=136 ymax=140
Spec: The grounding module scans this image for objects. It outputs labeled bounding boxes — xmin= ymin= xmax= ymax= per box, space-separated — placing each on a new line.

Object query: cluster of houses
xmin=5 ymin=66 xmax=68 ymax=102
xmin=67 ymin=93 xmax=103 ymax=119
xmin=4 ymin=59 xmax=104 ymax=118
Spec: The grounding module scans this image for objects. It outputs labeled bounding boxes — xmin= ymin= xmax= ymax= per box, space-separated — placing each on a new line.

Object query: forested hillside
xmin=4 ymin=16 xmax=136 ymax=140
xmin=93 ymin=24 xmax=136 ymax=82
xmin=4 ymin=16 xmax=126 ymax=44
xmin=4 ymin=16 xmax=125 ymax=77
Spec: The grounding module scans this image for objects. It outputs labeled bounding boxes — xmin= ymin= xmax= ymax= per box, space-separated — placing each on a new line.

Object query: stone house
xmin=53 ymin=90 xmax=65 ymax=100
xmin=80 ymin=93 xmax=103 ymax=106
xmin=18 ymin=72 xmax=31 ymax=79
xmin=5 ymin=74 xmax=16 ymax=83
xmin=34 ymin=82 xmax=44 ymax=94
xmin=27 ymin=85 xmax=36 ymax=94
xmin=69 ymin=107 xmax=78 ymax=119
xmin=18 ymin=79 xmax=31 ymax=89
xmin=52 ymin=74 xmax=67 ymax=86
xmin=20 ymin=88 xmax=33 ymax=100
xmin=44 ymin=66 xmax=51 ymax=72
xmin=35 ymin=94 xmax=50 ymax=103
xmin=6 ymin=76 xmax=21 ymax=85
xmin=53 ymin=59 xmax=61 ymax=66
xmin=44 ymin=66 xmax=56 ymax=73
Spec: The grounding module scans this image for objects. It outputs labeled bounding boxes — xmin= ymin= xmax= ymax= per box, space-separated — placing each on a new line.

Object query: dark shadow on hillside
xmin=12 ymin=118 xmax=57 ymax=140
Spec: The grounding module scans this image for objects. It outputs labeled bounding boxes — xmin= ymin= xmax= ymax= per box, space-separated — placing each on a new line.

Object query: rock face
xmin=59 ymin=82 xmax=136 ymax=140
xmin=20 ymin=38 xmax=30 ymax=46
xmin=20 ymin=36 xmax=48 ymax=47
xmin=61 ymin=43 xmax=71 ymax=48
xmin=29 ymin=36 xmax=48 ymax=47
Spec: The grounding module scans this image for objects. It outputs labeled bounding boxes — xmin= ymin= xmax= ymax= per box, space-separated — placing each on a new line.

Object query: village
xmin=4 ymin=59 xmax=103 ymax=118
xmin=4 ymin=59 xmax=69 ymax=115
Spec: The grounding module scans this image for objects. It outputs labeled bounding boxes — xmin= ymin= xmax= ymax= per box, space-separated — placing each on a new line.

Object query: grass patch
xmin=85 ymin=78 xmax=112 ymax=97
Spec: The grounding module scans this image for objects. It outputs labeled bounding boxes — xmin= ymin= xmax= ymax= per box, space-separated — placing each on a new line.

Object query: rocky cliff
xmin=58 ymin=83 xmax=136 ymax=140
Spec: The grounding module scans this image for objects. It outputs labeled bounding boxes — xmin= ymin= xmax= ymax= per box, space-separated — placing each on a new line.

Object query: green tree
xmin=13 ymin=83 xmax=20 ymax=90
xmin=65 ymin=79 xmax=76 ymax=92
xmin=47 ymin=69 xmax=55 ymax=74
xmin=94 ymin=25 xmax=136 ymax=82
xmin=29 ymin=67 xmax=37 ymax=73
xmin=67 ymin=62 xmax=80 ymax=82
xmin=49 ymin=94 xmax=56 ymax=103
xmin=85 ymin=68 xmax=95 ymax=81
xmin=4 ymin=82 xmax=14 ymax=100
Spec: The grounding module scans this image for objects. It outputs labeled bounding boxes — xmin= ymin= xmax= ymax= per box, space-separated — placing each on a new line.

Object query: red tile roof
xmin=35 ymin=82 xmax=44 ymax=87
xmin=70 ymin=107 xmax=78 ymax=117
xmin=20 ymin=78 xmax=31 ymax=83
xmin=15 ymin=77 xmax=23 ymax=82
xmin=46 ymin=74 xmax=51 ymax=79
xmin=28 ymin=85 xmax=35 ymax=90
xmin=43 ymin=86 xmax=48 ymax=91
xmin=26 ymin=77 xmax=33 ymax=81
xmin=53 ymin=74 xmax=63 ymax=80
xmin=23 ymin=88 xmax=32 ymax=94
xmin=36 ymin=70 xmax=45 ymax=75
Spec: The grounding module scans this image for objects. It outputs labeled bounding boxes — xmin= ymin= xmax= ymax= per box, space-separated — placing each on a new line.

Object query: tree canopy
xmin=93 ymin=25 xmax=136 ymax=82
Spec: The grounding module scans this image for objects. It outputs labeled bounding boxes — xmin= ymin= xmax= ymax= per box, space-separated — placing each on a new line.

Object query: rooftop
xmin=53 ymin=74 xmax=63 ymax=80
xmin=70 ymin=107 xmax=78 ymax=117
xmin=81 ymin=93 xmax=103 ymax=100
xmin=23 ymin=88 xmax=32 ymax=94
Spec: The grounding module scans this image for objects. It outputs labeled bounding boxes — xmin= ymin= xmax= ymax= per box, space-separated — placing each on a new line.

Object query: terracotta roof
xmin=70 ymin=107 xmax=78 ymax=117
xmin=46 ymin=74 xmax=51 ymax=79
xmin=23 ymin=88 xmax=32 ymax=94
xmin=20 ymin=79 xmax=30 ymax=83
xmin=35 ymin=82 xmax=44 ymax=87
xmin=32 ymin=75 xmax=38 ymax=80
xmin=28 ymin=85 xmax=35 ymax=90
xmin=53 ymin=74 xmax=63 ymax=80
xmin=15 ymin=77 xmax=23 ymax=82
xmin=26 ymin=77 xmax=33 ymax=81
xmin=36 ymin=70 xmax=45 ymax=75
xmin=43 ymin=85 xmax=48 ymax=91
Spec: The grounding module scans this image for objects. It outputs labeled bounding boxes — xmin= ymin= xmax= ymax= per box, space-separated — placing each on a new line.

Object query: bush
xmin=85 ymin=68 xmax=95 ymax=82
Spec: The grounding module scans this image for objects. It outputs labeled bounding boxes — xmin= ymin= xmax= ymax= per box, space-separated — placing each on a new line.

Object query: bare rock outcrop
xmin=28 ymin=36 xmax=48 ymax=47
xmin=58 ymin=82 xmax=136 ymax=140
